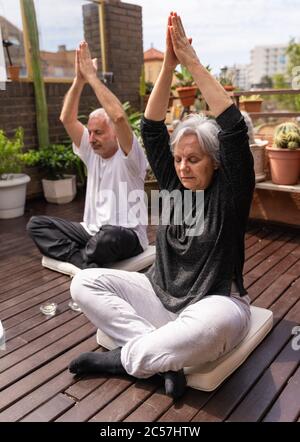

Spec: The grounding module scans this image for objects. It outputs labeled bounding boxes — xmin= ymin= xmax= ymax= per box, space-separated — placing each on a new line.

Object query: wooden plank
xmin=57 ymin=377 xmax=134 ymax=422
xmin=0 ymin=271 xmax=62 ymax=300
xmin=0 ymin=306 xmax=77 ymax=358
xmin=243 ymin=234 xmax=295 ymax=274
xmin=263 ymin=366 xmax=300 ymax=422
xmin=0 ymin=277 xmax=69 ymax=313
xmin=227 ymin=339 xmax=299 ymax=421
xmin=245 ymin=231 xmax=282 ymax=260
xmin=0 ymin=314 xmax=87 ymax=373
xmin=21 ymin=393 xmax=75 ymax=422
xmin=158 ymin=388 xmax=213 ymax=423
xmin=0 ymin=334 xmax=98 ymax=418
xmin=64 ymin=349 xmax=110 ymax=401
xmin=255 ymin=268 xmax=300 ymax=309
xmin=0 ymin=276 xmax=70 ymax=319
xmin=3 ymin=292 xmax=74 ymax=339
xmin=189 ymin=300 xmax=300 ymax=422
xmin=123 ymin=388 xmax=174 ymax=422
xmin=0 ymin=317 xmax=90 ymax=389
xmin=89 ymin=378 xmax=159 ymax=422
xmin=246 ymin=256 xmax=300 ymax=301
xmin=0 ymin=337 xmax=27 ymax=358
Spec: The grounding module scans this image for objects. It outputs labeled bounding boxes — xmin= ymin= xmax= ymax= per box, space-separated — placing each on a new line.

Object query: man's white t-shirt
xmin=73 ymin=127 xmax=149 ymax=250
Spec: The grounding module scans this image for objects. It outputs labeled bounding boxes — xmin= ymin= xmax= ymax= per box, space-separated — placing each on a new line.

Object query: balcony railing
xmin=233 ymin=89 xmax=300 ymax=119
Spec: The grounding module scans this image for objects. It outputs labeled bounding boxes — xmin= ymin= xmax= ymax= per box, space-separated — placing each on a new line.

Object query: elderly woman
xmin=69 ymin=13 xmax=255 ymax=400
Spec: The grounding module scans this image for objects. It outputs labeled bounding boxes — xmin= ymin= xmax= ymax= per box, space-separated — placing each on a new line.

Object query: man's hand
xmin=169 ymin=13 xmax=199 ymax=70
xmin=78 ymin=41 xmax=98 ymax=83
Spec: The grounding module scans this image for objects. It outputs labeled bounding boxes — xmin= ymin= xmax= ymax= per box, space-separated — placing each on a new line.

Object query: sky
xmin=0 ymin=0 xmax=300 ymax=74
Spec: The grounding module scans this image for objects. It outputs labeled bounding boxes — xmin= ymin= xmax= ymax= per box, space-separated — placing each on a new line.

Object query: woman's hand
xmin=163 ymin=13 xmax=179 ymax=71
xmin=169 ymin=13 xmax=200 ymax=70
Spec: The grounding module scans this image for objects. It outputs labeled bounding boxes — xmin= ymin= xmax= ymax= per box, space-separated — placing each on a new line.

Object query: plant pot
xmin=176 ymin=86 xmax=198 ymax=107
xmin=0 ymin=173 xmax=31 ymax=219
xmin=266 ymin=147 xmax=300 ymax=185
xmin=8 ymin=65 xmax=20 ymax=81
xmin=239 ymin=100 xmax=263 ymax=113
xmin=223 ymin=85 xmax=235 ymax=92
xmin=42 ymin=174 xmax=77 ymax=204
xmin=250 ymin=139 xmax=268 ymax=182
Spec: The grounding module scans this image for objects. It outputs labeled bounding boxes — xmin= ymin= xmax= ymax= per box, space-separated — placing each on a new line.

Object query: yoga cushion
xmin=96 ymin=305 xmax=273 ymax=392
xmin=41 ymin=245 xmax=156 ymax=277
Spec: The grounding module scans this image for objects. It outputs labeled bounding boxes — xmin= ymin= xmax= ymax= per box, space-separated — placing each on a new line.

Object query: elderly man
xmin=27 ymin=42 xmax=148 ymax=269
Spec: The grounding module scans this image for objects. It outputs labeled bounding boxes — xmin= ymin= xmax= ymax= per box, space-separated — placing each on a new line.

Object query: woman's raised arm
xmin=144 ymin=15 xmax=179 ymax=121
xmin=169 ymin=13 xmax=233 ymax=118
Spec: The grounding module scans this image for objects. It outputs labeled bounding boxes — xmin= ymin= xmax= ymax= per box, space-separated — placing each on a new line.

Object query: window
xmin=0 ymin=0 xmax=95 ymax=80
xmin=34 ymin=0 xmax=91 ymax=79
xmin=0 ymin=0 xmax=27 ymax=77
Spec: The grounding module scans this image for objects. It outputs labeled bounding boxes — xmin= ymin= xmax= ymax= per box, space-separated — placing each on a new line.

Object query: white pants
xmin=71 ymin=268 xmax=251 ymax=378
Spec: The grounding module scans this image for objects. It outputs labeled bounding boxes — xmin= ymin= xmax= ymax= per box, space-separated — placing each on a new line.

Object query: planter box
xmin=239 ymin=100 xmax=263 ymax=113
xmin=42 ymin=174 xmax=77 ymax=204
xmin=0 ymin=173 xmax=31 ymax=219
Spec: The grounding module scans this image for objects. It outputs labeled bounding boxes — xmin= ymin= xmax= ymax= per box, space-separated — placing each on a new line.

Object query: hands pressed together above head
xmin=75 ymin=41 xmax=98 ymax=84
xmin=164 ymin=11 xmax=200 ymax=72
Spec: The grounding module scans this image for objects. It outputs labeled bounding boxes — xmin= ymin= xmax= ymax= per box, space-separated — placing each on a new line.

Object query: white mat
xmin=41 ymin=245 xmax=156 ymax=277
xmin=96 ymin=305 xmax=273 ymax=392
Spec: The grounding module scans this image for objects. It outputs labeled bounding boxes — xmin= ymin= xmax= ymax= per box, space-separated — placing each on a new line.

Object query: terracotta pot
xmin=176 ymin=86 xmax=198 ymax=107
xmin=239 ymin=100 xmax=263 ymax=113
xmin=8 ymin=65 xmax=20 ymax=81
xmin=223 ymin=85 xmax=235 ymax=92
xmin=266 ymin=146 xmax=300 ymax=185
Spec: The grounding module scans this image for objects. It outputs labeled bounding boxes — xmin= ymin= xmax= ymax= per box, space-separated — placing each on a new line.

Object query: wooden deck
xmin=0 ymin=193 xmax=299 ymax=422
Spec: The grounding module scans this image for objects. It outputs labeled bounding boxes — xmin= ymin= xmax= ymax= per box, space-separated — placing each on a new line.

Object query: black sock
xmin=69 ymin=348 xmax=127 ymax=376
xmin=162 ymin=370 xmax=186 ymax=400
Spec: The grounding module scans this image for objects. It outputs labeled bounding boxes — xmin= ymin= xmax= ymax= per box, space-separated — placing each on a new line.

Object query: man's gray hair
xmin=89 ymin=108 xmax=113 ymax=126
xmin=170 ymin=114 xmax=220 ymax=166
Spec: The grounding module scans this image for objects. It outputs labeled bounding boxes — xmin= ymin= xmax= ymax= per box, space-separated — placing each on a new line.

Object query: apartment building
xmin=250 ymin=44 xmax=288 ymax=86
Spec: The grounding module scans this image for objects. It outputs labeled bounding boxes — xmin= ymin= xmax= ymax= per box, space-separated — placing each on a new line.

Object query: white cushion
xmin=96 ymin=305 xmax=273 ymax=392
xmin=41 ymin=245 xmax=156 ymax=277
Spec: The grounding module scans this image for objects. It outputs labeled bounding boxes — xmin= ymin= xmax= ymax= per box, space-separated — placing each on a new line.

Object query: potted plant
xmin=174 ymin=65 xmax=198 ymax=108
xmin=0 ymin=128 xmax=30 ymax=219
xmin=22 ymin=144 xmax=79 ymax=204
xmin=266 ymin=122 xmax=300 ymax=185
xmin=219 ymin=66 xmax=235 ymax=92
xmin=239 ymin=95 xmax=263 ymax=113
xmin=2 ymin=39 xmax=20 ymax=81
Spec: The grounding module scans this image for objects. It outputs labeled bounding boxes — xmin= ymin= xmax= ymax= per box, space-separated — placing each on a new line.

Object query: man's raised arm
xmin=78 ymin=41 xmax=133 ymax=155
xmin=60 ymin=49 xmax=86 ymax=148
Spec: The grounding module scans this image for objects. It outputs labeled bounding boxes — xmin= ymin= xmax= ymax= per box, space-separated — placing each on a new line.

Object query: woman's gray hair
xmin=89 ymin=108 xmax=113 ymax=126
xmin=170 ymin=114 xmax=220 ymax=166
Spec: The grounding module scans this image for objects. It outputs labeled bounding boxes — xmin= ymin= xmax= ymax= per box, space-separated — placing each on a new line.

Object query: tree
xmin=20 ymin=0 xmax=49 ymax=148
xmin=272 ymin=39 xmax=300 ymax=111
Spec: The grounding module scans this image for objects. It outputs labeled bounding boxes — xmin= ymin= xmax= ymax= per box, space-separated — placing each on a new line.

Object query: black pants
xmin=26 ymin=216 xmax=143 ymax=269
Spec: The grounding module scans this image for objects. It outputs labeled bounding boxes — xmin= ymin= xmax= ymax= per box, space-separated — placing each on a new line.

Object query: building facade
xmin=250 ymin=44 xmax=288 ymax=86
